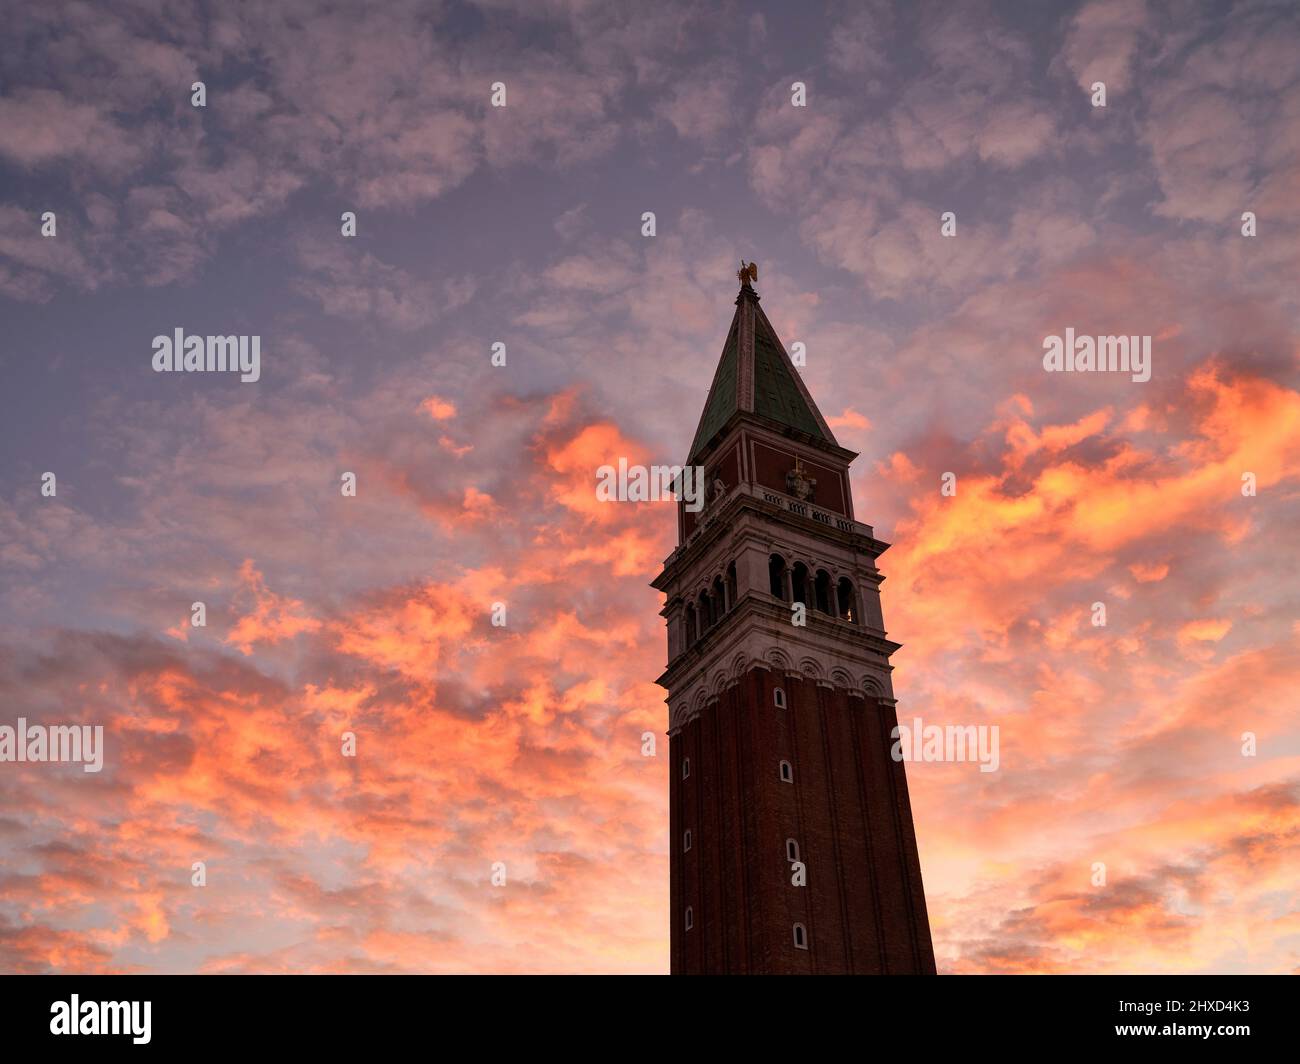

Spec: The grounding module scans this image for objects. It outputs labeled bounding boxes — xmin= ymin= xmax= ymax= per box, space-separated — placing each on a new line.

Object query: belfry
xmin=652 ymin=269 xmax=937 ymax=974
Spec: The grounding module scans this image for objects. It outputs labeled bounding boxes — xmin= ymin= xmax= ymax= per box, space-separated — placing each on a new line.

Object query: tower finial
xmin=737 ymin=260 xmax=758 ymax=288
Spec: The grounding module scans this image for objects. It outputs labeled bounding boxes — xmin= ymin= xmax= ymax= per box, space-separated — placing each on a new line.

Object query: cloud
xmin=293 ymin=236 xmax=476 ymax=331
xmin=655 ymin=71 xmax=738 ymax=141
xmin=420 ymin=396 xmax=457 ymax=420
xmin=0 ymin=89 xmax=143 ymax=173
xmin=1137 ymin=4 xmax=1300 ymax=223
xmin=1059 ymin=0 xmax=1151 ymax=94
xmin=2 ymin=0 xmax=1298 ymax=978
xmin=225 ymin=560 xmax=323 ymax=655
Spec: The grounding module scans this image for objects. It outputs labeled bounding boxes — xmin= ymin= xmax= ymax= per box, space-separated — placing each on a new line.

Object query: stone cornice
xmin=653 ymin=483 xmax=888 ymax=595
xmin=657 ymin=594 xmax=900 ymax=731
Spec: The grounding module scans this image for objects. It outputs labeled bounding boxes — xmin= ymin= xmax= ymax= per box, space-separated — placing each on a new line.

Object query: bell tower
xmin=652 ymin=268 xmax=937 ymax=974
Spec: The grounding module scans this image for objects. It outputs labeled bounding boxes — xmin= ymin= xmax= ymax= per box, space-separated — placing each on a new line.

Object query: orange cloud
xmin=225 ymin=559 xmax=323 ymax=655
xmin=420 ymin=396 xmax=457 ymax=420
xmin=1129 ymin=561 xmax=1169 ymax=582
xmin=829 ymin=407 xmax=871 ymax=431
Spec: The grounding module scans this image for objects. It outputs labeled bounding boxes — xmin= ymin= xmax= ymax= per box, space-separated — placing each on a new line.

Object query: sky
xmin=0 ymin=0 xmax=1297 ymax=974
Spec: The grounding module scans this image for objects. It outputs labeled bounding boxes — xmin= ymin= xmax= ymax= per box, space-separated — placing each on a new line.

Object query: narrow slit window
xmin=774 ymin=687 xmax=786 ymax=710
xmin=786 ymin=838 xmax=800 ymax=862
xmin=793 ymin=923 xmax=808 ymax=949
xmin=683 ymin=830 xmax=692 ymax=852
xmin=779 ymin=760 xmax=793 ymax=783
xmin=685 ymin=906 xmax=694 ymax=931
xmin=682 ymin=758 xmax=690 ymax=780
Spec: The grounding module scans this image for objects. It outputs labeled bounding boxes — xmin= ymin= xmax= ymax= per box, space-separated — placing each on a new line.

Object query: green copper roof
xmin=753 ymin=318 xmax=823 ymax=437
xmin=689 ymin=320 xmax=739 ymax=457
xmin=687 ymin=289 xmax=834 ymax=460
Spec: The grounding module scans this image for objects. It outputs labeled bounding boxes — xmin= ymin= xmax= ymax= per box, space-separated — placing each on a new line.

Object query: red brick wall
xmin=751 ymin=441 xmax=848 ymax=515
xmin=671 ymin=667 xmax=936 ymax=974
xmin=680 ymin=441 xmax=742 ymax=540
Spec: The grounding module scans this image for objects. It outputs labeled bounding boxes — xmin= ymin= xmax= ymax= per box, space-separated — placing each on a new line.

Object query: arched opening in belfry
xmin=699 ymin=589 xmax=712 ymax=630
xmin=712 ymin=576 xmax=726 ymax=617
xmin=726 ymin=562 xmax=738 ymax=609
xmin=768 ymin=554 xmax=787 ymax=599
xmin=837 ymin=577 xmax=857 ymax=623
xmin=685 ymin=603 xmax=697 ymax=645
xmin=791 ymin=562 xmax=809 ymax=608
xmin=814 ymin=569 xmax=832 ymax=614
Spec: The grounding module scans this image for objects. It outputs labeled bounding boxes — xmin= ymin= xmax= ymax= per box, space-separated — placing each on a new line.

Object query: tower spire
xmin=686 ymin=266 xmax=838 ymax=464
